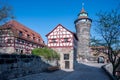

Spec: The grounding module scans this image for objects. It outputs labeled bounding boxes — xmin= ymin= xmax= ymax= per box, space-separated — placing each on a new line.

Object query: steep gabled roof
xmin=46 ymin=24 xmax=72 ymax=36
xmin=46 ymin=24 xmax=78 ymax=40
xmin=0 ymin=20 xmax=45 ymax=46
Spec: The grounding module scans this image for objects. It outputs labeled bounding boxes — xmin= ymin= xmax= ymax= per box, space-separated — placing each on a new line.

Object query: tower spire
xmin=77 ymin=2 xmax=89 ymax=19
xmin=81 ymin=2 xmax=86 ymax=13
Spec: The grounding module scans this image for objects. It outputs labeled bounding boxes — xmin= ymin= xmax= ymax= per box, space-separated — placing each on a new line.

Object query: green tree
xmin=92 ymin=9 xmax=120 ymax=77
xmin=32 ymin=47 xmax=60 ymax=60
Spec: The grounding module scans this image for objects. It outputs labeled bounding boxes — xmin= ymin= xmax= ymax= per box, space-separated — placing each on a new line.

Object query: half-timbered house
xmin=46 ymin=24 xmax=77 ymax=71
xmin=0 ymin=20 xmax=45 ymax=54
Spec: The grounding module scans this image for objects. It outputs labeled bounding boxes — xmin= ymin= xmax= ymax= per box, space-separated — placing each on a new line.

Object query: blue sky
xmin=6 ymin=0 xmax=120 ymax=43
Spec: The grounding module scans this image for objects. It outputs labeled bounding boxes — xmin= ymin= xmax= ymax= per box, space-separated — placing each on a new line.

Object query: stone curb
xmin=101 ymin=64 xmax=117 ymax=80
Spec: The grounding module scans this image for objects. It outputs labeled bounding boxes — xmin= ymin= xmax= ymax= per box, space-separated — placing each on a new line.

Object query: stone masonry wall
xmin=52 ymin=47 xmax=74 ymax=71
xmin=75 ymin=19 xmax=92 ymax=61
xmin=0 ymin=47 xmax=14 ymax=54
xmin=0 ymin=53 xmax=50 ymax=80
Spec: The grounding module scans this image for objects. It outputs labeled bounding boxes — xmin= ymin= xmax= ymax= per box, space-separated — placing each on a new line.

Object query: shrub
xmin=32 ymin=47 xmax=60 ymax=60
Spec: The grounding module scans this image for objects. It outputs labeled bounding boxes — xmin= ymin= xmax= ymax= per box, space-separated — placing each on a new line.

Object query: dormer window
xmin=27 ymin=34 xmax=30 ymax=39
xmin=33 ymin=37 xmax=35 ymax=40
xmin=19 ymin=31 xmax=23 ymax=37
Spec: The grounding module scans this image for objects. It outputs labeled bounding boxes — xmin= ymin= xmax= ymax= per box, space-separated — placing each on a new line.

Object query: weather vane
xmin=82 ymin=2 xmax=84 ymax=8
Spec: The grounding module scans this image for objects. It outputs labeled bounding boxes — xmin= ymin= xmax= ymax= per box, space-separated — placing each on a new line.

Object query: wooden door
xmin=65 ymin=61 xmax=70 ymax=69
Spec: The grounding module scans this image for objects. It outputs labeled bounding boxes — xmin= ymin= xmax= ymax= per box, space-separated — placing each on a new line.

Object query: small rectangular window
xmin=0 ymin=30 xmax=2 ymax=35
xmin=7 ymin=39 xmax=12 ymax=43
xmin=16 ymin=49 xmax=18 ymax=52
xmin=64 ymin=38 xmax=69 ymax=42
xmin=52 ymin=39 xmax=56 ymax=43
xmin=64 ymin=54 xmax=69 ymax=60
xmin=16 ymin=39 xmax=20 ymax=43
xmin=22 ymin=40 xmax=24 ymax=44
xmin=38 ymin=39 xmax=40 ymax=42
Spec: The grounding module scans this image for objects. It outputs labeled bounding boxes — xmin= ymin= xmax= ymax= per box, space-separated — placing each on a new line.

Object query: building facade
xmin=46 ymin=24 xmax=77 ymax=71
xmin=90 ymin=46 xmax=109 ymax=63
xmin=0 ymin=20 xmax=45 ymax=54
xmin=74 ymin=7 xmax=92 ymax=62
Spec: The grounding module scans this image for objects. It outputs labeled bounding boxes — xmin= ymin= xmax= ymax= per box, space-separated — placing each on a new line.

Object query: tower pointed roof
xmin=74 ymin=3 xmax=92 ymax=24
xmin=78 ymin=3 xmax=88 ymax=19
xmin=80 ymin=7 xmax=86 ymax=13
xmin=80 ymin=3 xmax=86 ymax=13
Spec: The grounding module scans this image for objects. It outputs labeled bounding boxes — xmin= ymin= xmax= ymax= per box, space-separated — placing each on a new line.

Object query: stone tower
xmin=74 ymin=6 xmax=92 ymax=62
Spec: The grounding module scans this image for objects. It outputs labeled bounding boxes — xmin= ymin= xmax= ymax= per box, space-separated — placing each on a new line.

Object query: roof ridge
xmin=46 ymin=24 xmax=74 ymax=36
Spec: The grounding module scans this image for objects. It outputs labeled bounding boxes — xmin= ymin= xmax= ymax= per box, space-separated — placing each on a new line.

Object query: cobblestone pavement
xmin=11 ymin=62 xmax=112 ymax=80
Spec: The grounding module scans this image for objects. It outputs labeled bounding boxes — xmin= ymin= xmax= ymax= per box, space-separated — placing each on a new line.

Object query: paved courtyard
xmin=11 ymin=62 xmax=112 ymax=80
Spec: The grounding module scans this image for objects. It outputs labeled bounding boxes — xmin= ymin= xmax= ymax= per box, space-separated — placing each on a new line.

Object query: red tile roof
xmin=80 ymin=8 xmax=86 ymax=13
xmin=0 ymin=20 xmax=45 ymax=46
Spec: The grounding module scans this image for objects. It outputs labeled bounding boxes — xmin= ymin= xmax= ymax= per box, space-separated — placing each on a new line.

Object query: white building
xmin=46 ymin=24 xmax=77 ymax=71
